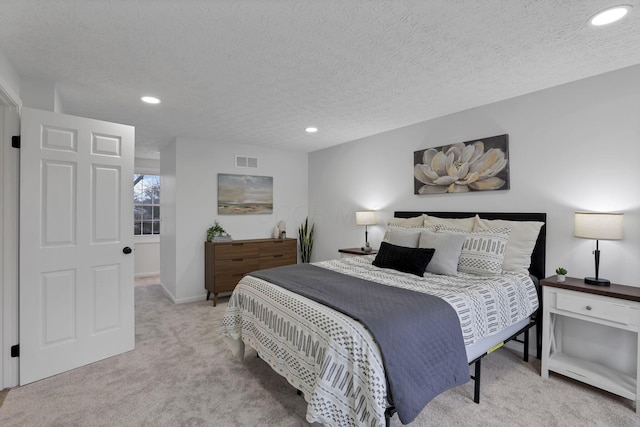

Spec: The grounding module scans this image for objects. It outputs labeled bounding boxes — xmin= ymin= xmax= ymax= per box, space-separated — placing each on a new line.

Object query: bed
xmin=220 ymin=211 xmax=546 ymax=426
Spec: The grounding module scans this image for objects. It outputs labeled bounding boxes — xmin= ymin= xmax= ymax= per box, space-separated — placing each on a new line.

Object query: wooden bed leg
xmin=474 ymin=359 xmax=481 ymax=404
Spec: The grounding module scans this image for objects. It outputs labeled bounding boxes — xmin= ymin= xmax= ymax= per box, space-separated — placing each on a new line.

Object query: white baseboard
xmin=135 ymin=272 xmax=160 ymax=278
xmin=157 ymin=282 xmax=207 ymax=304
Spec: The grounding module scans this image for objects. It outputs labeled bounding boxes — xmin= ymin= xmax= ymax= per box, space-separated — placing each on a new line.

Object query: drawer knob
xmin=586 ymin=305 xmax=592 ymax=311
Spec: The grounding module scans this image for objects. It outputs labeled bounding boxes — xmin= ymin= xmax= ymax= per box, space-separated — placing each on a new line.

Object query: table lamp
xmin=574 ymin=211 xmax=623 ymax=286
xmin=356 ymin=211 xmax=377 ymax=252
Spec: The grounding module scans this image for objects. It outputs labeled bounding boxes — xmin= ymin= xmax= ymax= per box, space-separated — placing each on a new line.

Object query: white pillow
xmin=473 ymin=216 xmax=544 ymax=272
xmin=439 ymin=226 xmax=511 ymax=275
xmin=383 ymin=227 xmax=422 ymax=248
xmin=418 ymin=230 xmax=466 ymax=276
xmin=382 ymin=224 xmax=437 ymax=248
xmin=388 ymin=214 xmax=426 ymax=227
xmin=423 ymin=215 xmax=475 ymax=231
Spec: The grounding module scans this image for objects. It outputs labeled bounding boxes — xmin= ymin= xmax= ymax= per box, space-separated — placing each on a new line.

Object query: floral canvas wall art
xmin=218 ymin=174 xmax=273 ymax=214
xmin=414 ymin=134 xmax=509 ymax=195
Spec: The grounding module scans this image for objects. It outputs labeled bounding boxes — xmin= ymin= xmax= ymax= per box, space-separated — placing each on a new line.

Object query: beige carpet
xmin=0 ymin=278 xmax=639 ymax=427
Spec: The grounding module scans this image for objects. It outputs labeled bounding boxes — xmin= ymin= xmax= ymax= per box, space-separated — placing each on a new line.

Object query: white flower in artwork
xmin=414 ymin=141 xmax=508 ymax=194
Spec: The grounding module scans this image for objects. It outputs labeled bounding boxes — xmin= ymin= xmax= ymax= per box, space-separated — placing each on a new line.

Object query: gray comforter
xmin=251 ymin=263 xmax=469 ymax=424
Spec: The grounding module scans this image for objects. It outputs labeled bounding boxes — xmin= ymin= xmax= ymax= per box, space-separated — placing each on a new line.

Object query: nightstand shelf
xmin=541 ymin=276 xmax=640 ymax=412
xmin=546 ymin=340 xmax=636 ymax=400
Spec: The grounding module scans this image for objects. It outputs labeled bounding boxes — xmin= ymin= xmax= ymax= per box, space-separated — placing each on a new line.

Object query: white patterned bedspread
xmin=220 ymin=255 xmax=539 ymax=427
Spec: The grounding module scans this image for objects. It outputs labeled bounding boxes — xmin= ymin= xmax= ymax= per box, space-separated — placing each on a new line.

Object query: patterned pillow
xmin=373 ymin=242 xmax=435 ymax=276
xmin=439 ymin=227 xmax=511 ymax=275
xmin=473 ymin=216 xmax=544 ymax=273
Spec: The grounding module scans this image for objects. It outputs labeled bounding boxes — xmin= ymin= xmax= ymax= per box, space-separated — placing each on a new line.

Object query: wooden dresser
xmin=204 ymin=238 xmax=297 ymax=306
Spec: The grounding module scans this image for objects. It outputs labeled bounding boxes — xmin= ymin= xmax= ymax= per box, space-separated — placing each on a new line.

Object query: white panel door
xmin=19 ymin=107 xmax=135 ymax=385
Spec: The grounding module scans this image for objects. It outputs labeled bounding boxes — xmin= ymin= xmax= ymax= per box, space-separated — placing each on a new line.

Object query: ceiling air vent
xmin=235 ymin=155 xmax=258 ymax=168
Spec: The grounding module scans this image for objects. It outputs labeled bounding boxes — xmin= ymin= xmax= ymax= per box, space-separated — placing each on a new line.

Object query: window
xmin=133 ymin=174 xmax=160 ymax=235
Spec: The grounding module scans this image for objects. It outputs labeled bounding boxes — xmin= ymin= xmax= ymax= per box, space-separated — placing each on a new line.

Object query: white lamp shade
xmin=574 ymin=212 xmax=623 ymax=240
xmin=356 ymin=211 xmax=377 ymax=226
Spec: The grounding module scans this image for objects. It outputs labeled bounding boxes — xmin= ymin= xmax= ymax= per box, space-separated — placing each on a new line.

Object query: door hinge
xmin=11 ymin=135 xmax=20 ymax=148
xmin=11 ymin=344 xmax=19 ymax=357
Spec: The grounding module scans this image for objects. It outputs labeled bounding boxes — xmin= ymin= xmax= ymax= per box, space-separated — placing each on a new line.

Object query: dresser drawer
xmin=257 ymin=240 xmax=296 ymax=257
xmin=259 ymin=253 xmax=297 ymax=269
xmin=215 ymin=274 xmax=246 ymax=293
xmin=205 ymin=238 xmax=297 ymax=306
xmin=214 ymin=243 xmax=259 ymax=260
xmin=215 ymin=258 xmax=260 ymax=275
xmin=556 ymin=292 xmax=632 ymax=325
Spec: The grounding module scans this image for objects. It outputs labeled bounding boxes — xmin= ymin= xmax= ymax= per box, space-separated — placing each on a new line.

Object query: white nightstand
xmin=541 ymin=276 xmax=640 ymax=413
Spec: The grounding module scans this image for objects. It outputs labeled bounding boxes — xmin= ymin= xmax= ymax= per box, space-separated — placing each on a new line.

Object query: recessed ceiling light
xmin=141 ymin=96 xmax=161 ymax=104
xmin=589 ymin=5 xmax=631 ymax=26
xmin=305 ymin=127 xmax=318 ymax=133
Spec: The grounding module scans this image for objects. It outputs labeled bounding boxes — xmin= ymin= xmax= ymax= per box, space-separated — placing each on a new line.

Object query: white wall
xmin=0 ymin=48 xmax=20 ymax=105
xmin=160 ymin=142 xmax=177 ymax=298
xmin=0 ymin=45 xmax=20 ymax=388
xmin=20 ymin=77 xmax=58 ymax=112
xmin=160 ymin=137 xmax=309 ymax=303
xmin=134 ymin=158 xmax=160 ymax=277
xmin=1 ymin=104 xmax=20 ymax=389
xmin=134 ymin=240 xmax=160 ymax=277
xmin=309 ymin=64 xmax=640 ymax=287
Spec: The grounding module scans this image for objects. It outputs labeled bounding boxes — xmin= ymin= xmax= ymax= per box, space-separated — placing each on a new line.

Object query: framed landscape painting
xmin=218 ymin=174 xmax=273 ymax=214
xmin=414 ymin=134 xmax=510 ymax=195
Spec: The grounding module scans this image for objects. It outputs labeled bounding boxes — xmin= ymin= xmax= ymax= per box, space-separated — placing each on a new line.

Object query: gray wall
xmin=309 ymin=64 xmax=640 ymax=286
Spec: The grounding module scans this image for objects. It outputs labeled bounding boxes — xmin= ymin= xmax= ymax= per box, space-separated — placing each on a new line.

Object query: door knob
xmin=123 ymin=246 xmax=132 ymax=254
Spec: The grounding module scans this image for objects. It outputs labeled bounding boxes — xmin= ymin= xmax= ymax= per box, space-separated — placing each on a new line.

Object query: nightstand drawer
xmin=556 ymin=292 xmax=632 ymax=325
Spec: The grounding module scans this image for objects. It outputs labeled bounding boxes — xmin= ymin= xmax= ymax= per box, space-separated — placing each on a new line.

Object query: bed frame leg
xmin=536 ymin=312 xmax=542 ymax=360
xmin=384 ymin=407 xmax=395 ymax=427
xmin=523 ymin=327 xmax=530 ymax=362
xmin=473 ymin=358 xmax=481 ymax=404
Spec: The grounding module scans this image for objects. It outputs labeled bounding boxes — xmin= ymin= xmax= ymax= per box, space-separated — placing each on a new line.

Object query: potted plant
xmin=555 ymin=267 xmax=567 ymax=283
xmin=298 ymin=217 xmax=315 ymax=263
xmin=207 ymin=220 xmax=232 ymax=242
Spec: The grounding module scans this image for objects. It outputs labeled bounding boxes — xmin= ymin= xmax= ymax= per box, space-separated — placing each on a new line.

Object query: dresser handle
xmin=586 ymin=306 xmax=592 ymax=311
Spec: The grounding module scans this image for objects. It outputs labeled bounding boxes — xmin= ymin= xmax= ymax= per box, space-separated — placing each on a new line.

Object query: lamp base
xmin=584 ymin=277 xmax=611 ymax=286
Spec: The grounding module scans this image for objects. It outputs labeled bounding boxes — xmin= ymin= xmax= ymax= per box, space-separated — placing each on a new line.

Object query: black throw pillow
xmin=372 ymin=242 xmax=435 ymax=276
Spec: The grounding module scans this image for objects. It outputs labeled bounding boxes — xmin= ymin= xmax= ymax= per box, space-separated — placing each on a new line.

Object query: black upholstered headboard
xmin=394 ymin=211 xmax=547 ymax=280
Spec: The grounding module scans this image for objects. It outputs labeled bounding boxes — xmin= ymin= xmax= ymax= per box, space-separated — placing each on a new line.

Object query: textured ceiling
xmin=1 ymin=1 xmax=639 ymax=158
